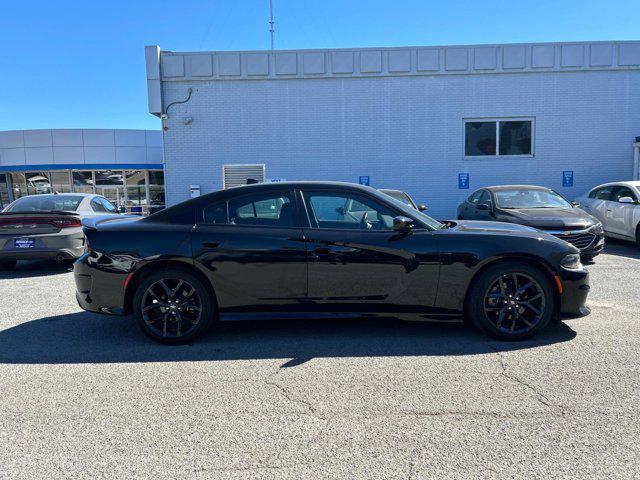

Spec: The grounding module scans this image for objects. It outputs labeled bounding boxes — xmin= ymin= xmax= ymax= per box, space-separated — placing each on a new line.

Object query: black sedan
xmin=75 ymin=181 xmax=590 ymax=344
xmin=457 ymin=185 xmax=604 ymax=259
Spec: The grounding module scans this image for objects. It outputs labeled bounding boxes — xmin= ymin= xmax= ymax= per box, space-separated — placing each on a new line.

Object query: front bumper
xmin=74 ymin=253 xmax=129 ymax=315
xmin=557 ymin=266 xmax=590 ymax=318
xmin=544 ymin=228 xmax=605 ymax=258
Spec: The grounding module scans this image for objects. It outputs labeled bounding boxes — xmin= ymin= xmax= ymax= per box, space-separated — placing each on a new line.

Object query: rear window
xmin=4 ymin=195 xmax=83 ymax=212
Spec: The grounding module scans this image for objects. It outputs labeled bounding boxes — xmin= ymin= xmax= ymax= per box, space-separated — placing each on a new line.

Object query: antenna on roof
xmin=268 ymin=0 xmax=275 ymax=50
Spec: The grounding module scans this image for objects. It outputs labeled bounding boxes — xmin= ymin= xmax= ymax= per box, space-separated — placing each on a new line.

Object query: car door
xmin=300 ymin=188 xmax=440 ymax=313
xmin=191 ymin=188 xmax=309 ymax=312
xmin=607 ymin=186 xmax=638 ymax=238
xmin=586 ymin=186 xmax=613 ymax=230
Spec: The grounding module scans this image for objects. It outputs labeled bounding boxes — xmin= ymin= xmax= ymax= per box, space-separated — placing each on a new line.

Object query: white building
xmin=147 ymin=41 xmax=640 ymax=217
xmin=0 ymin=129 xmax=164 ymax=212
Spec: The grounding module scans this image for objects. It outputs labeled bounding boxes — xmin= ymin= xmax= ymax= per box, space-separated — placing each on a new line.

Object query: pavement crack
xmin=494 ymin=350 xmax=566 ymax=412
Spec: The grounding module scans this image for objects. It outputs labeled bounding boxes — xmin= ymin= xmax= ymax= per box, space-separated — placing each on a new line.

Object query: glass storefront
xmin=1 ymin=169 xmax=165 ymax=215
xmin=0 ymin=174 xmax=9 ymax=209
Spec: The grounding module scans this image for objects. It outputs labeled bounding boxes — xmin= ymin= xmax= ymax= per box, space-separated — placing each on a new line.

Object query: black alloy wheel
xmin=133 ymin=268 xmax=213 ymax=344
xmin=468 ymin=262 xmax=554 ymax=340
xmin=483 ymin=272 xmax=545 ymax=334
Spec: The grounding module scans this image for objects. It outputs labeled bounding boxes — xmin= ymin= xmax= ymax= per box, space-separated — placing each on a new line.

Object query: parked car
xmin=575 ymin=181 xmax=640 ymax=247
xmin=457 ymin=185 xmax=604 ymax=260
xmin=0 ymin=193 xmax=119 ymax=270
xmin=75 ymin=181 xmax=590 ymax=344
xmin=378 ymin=189 xmax=427 ymax=211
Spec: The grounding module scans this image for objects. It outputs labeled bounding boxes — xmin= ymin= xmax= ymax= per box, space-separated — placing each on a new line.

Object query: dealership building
xmin=146 ymin=40 xmax=640 ymax=217
xmin=0 ymin=129 xmax=165 ymax=213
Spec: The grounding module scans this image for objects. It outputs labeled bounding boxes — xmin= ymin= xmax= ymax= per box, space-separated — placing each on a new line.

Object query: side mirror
xmin=477 ymin=204 xmax=490 ymax=211
xmin=619 ymin=196 xmax=635 ymax=204
xmin=393 ymin=216 xmax=414 ymax=232
xmin=418 ymin=204 xmax=427 ymax=212
xmin=571 ymin=201 xmax=580 ymax=207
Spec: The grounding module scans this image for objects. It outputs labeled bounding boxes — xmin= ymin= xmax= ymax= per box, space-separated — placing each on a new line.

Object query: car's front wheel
xmin=0 ymin=260 xmax=17 ymax=271
xmin=133 ymin=268 xmax=214 ymax=344
xmin=467 ymin=262 xmax=555 ymax=340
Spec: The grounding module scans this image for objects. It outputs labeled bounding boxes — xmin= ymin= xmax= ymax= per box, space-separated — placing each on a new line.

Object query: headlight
xmin=560 ymin=253 xmax=582 ymax=270
xmin=589 ymin=223 xmax=604 ymax=234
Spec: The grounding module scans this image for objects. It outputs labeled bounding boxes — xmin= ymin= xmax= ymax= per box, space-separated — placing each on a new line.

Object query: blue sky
xmin=1 ymin=0 xmax=637 ymax=131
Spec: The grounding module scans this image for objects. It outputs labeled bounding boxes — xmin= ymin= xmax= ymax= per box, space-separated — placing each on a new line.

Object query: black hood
xmin=494 ymin=207 xmax=599 ymax=230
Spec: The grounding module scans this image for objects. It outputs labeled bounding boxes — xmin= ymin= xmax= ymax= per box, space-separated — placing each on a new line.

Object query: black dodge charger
xmin=74 ymin=181 xmax=590 ymax=344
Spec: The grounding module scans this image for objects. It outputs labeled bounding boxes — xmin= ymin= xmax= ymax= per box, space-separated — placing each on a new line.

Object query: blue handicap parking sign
xmin=359 ymin=176 xmax=370 ymax=186
xmin=562 ymin=171 xmax=574 ymax=187
xmin=458 ymin=173 xmax=469 ymax=189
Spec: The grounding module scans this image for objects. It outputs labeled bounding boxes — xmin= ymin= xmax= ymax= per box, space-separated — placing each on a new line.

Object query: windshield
xmin=381 ymin=194 xmax=442 ymax=230
xmin=4 ymin=195 xmax=83 ymax=212
xmin=380 ymin=190 xmax=416 ymax=208
xmin=494 ymin=189 xmax=571 ymax=209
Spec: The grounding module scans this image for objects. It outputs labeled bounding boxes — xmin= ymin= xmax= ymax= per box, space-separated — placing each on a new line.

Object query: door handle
xmin=313 ymin=247 xmax=332 ymax=255
xmin=202 ymin=241 xmax=220 ymax=248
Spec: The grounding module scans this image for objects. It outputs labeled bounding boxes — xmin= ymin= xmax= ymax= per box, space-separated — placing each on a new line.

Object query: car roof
xmin=483 ymin=185 xmax=551 ymax=192
xmin=588 ymin=181 xmax=640 ymax=190
xmin=12 ymin=192 xmax=100 ymax=198
xmin=378 ymin=189 xmax=405 ymax=194
xmin=223 ymin=181 xmax=380 ymax=194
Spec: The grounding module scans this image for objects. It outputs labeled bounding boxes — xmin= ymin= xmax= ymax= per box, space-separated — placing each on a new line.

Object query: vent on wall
xmin=222 ymin=164 xmax=266 ymax=189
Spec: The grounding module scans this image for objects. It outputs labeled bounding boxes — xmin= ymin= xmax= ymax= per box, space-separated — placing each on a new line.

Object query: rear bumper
xmin=0 ymin=229 xmax=84 ymax=261
xmin=0 ymin=248 xmax=81 ymax=261
xmin=74 ymin=253 xmax=128 ymax=315
xmin=558 ymin=267 xmax=590 ymax=318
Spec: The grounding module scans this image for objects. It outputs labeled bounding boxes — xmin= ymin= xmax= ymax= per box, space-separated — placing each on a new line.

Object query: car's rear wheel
xmin=0 ymin=260 xmax=17 ymax=271
xmin=636 ymin=224 xmax=640 ymax=249
xmin=133 ymin=268 xmax=213 ymax=344
xmin=467 ymin=262 xmax=554 ymax=340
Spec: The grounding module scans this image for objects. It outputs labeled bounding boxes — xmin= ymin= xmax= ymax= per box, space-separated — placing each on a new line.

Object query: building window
xmin=72 ymin=171 xmax=94 ymax=194
xmin=148 ymin=170 xmax=165 ymax=213
xmin=0 ymin=174 xmax=9 ymax=208
xmin=50 ymin=171 xmax=72 ymax=193
xmin=464 ymin=118 xmax=533 ymax=157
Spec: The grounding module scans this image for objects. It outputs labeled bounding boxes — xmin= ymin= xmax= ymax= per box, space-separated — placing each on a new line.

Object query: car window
xmin=380 ymin=190 xmax=415 ymax=208
xmin=90 ymin=198 xmax=108 ymax=213
xmin=494 ymin=189 xmax=570 ymax=209
xmin=202 ymin=191 xmax=296 ymax=227
xmin=611 ymin=186 xmax=637 ymax=202
xmin=98 ymin=197 xmax=118 ymax=213
xmin=304 ymin=191 xmax=397 ymax=230
xmin=468 ymin=190 xmax=483 ymax=204
xmin=5 ymin=195 xmax=83 ymax=212
xmin=589 ymin=186 xmax=613 ymax=200
xmin=478 ymin=190 xmax=493 ymax=207
xmin=203 ymin=202 xmax=228 ymax=224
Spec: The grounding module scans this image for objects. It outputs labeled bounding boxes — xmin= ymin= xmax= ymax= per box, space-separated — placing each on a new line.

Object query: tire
xmin=0 ymin=260 xmax=17 ymax=271
xmin=467 ymin=262 xmax=555 ymax=341
xmin=133 ymin=268 xmax=214 ymax=344
xmin=636 ymin=224 xmax=640 ymax=249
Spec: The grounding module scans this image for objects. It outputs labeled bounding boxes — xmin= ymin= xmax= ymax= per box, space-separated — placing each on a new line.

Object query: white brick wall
xmin=161 ymin=66 xmax=640 ymax=218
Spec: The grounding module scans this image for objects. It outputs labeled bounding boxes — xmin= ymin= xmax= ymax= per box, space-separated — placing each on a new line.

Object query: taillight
xmin=54 ymin=218 xmax=82 ymax=228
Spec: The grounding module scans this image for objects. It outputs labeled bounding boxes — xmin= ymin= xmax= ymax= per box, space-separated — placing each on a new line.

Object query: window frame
xmin=463 ymin=117 xmax=535 ymax=159
xmin=198 ymin=189 xmax=302 ymax=229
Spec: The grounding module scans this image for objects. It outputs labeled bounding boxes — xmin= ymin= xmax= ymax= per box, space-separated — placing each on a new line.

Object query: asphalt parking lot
xmin=0 ymin=240 xmax=639 ymax=479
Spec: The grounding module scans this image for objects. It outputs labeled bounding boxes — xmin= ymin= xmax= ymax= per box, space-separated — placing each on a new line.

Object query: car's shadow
xmin=0 ymin=312 xmax=576 ymax=366
xmin=0 ymin=260 xmax=73 ymax=279
xmin=601 ymin=238 xmax=640 ymax=260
